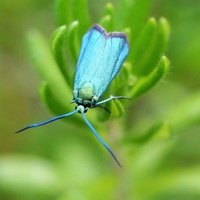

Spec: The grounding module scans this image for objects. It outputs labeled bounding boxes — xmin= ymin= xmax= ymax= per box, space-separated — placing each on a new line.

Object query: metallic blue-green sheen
xmin=16 ymin=24 xmax=130 ymax=167
xmin=73 ymin=24 xmax=129 ymax=107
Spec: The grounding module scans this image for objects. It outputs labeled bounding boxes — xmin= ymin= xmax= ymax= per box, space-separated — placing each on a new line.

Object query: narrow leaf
xmin=132 ymin=17 xmax=157 ymax=74
xmin=66 ymin=21 xmax=80 ymax=65
xmin=26 ymin=30 xmax=71 ymax=106
xmin=56 ymin=0 xmax=90 ymax=38
xmin=135 ymin=18 xmax=170 ymax=76
xmin=127 ymin=0 xmax=152 ymax=45
xmin=72 ymin=0 xmax=91 ymax=37
xmin=50 ymin=25 xmax=73 ymax=86
xmin=130 ymin=56 xmax=170 ymax=98
xmin=55 ymin=0 xmax=72 ymax=25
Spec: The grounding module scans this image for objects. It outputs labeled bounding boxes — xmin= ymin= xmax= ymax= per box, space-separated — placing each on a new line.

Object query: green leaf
xmin=115 ymin=0 xmax=130 ymax=29
xmin=130 ymin=56 xmax=170 ymax=98
xmin=97 ymin=98 xmax=127 ymax=122
xmin=132 ymin=18 xmax=157 ymax=74
xmin=50 ymin=25 xmax=73 ymax=86
xmin=111 ymin=62 xmax=133 ymax=97
xmin=26 ymin=30 xmax=72 ymax=107
xmin=126 ymin=0 xmax=153 ymax=44
xmin=66 ymin=21 xmax=80 ymax=65
xmin=115 ymin=0 xmax=152 ymax=34
xmin=71 ymin=0 xmax=91 ymax=37
xmin=55 ymin=0 xmax=72 ymax=25
xmin=107 ymin=99 xmax=125 ymax=118
xmin=157 ymin=17 xmax=170 ymax=53
xmin=134 ymin=18 xmax=170 ymax=76
xmin=56 ymin=0 xmax=91 ymax=36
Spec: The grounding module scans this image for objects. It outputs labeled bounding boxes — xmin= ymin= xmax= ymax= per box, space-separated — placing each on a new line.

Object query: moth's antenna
xmin=94 ymin=96 xmax=132 ymax=107
xmin=15 ymin=110 xmax=78 ymax=133
xmin=81 ymin=111 xmax=121 ymax=167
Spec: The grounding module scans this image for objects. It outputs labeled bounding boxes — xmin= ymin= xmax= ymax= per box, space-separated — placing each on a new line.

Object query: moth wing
xmin=91 ymin=33 xmax=129 ymax=96
xmin=74 ymin=24 xmax=105 ymax=90
xmin=74 ymin=24 xmax=129 ymax=97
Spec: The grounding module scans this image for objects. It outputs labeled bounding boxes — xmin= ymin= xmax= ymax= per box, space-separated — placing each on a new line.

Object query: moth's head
xmin=76 ymin=104 xmax=88 ymax=113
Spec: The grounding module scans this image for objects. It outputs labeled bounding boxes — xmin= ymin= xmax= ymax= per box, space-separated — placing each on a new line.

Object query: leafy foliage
xmin=1 ymin=0 xmax=200 ymax=199
xmin=27 ymin=1 xmax=170 ymax=124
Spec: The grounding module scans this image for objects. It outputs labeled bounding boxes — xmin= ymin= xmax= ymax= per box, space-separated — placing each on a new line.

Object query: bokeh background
xmin=1 ymin=0 xmax=200 ymax=199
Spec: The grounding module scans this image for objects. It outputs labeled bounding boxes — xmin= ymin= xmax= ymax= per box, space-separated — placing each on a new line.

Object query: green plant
xmin=31 ymin=0 xmax=169 ymax=194
xmin=26 ymin=0 xmax=170 ymax=134
xmin=24 ymin=0 xmax=170 ymax=197
xmin=1 ymin=0 xmax=200 ymax=199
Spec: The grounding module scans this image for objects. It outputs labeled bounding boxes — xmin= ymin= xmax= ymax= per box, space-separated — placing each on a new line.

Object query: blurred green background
xmin=1 ymin=0 xmax=200 ymax=199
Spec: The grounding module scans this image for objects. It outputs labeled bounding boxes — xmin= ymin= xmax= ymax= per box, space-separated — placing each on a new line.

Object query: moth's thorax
xmin=73 ymin=82 xmax=99 ymax=108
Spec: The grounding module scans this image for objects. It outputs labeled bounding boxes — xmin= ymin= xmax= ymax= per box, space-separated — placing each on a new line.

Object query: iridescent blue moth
xmin=16 ymin=24 xmax=130 ymax=167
